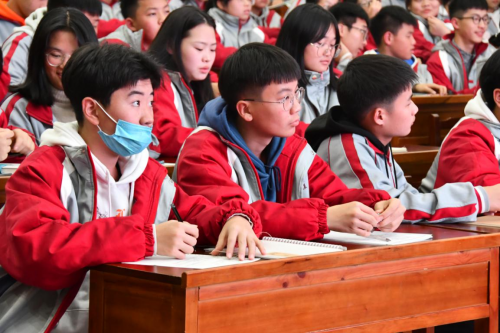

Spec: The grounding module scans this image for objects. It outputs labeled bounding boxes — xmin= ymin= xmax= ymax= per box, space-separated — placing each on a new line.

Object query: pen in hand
xmin=171 ymin=203 xmax=183 ymax=222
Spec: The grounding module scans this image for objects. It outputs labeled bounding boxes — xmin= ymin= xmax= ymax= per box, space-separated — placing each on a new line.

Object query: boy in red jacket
xmin=175 ymin=43 xmax=406 ymax=242
xmin=0 ymin=43 xmax=263 ymax=333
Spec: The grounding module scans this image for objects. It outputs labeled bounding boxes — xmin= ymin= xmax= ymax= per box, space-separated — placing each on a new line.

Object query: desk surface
xmin=90 ymin=224 xmax=500 ymax=332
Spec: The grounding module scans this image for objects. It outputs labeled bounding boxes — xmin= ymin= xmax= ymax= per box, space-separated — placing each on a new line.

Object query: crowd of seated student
xmin=305 ymin=54 xmax=500 ymax=223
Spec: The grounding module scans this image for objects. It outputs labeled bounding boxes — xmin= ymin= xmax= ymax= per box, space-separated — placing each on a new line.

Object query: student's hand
xmin=483 ymin=184 xmax=500 ymax=213
xmin=211 ymin=82 xmax=220 ymax=98
xmin=326 ymin=202 xmax=382 ymax=237
xmin=155 ymin=221 xmax=199 ymax=259
xmin=373 ymin=198 xmax=406 ymax=232
xmin=413 ymin=83 xmax=448 ymax=95
xmin=11 ymin=129 xmax=35 ymax=156
xmin=0 ymin=128 xmax=14 ymax=161
xmin=428 ymin=17 xmax=452 ymax=38
xmin=211 ymin=216 xmax=265 ymax=261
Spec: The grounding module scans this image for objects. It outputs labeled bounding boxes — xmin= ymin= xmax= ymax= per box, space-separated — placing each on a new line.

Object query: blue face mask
xmin=94 ymin=100 xmax=152 ymax=157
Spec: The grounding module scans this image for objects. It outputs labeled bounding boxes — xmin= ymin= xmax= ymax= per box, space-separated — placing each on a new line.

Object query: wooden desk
xmin=90 ymin=225 xmax=499 ymax=333
xmin=393 ymin=95 xmax=473 ymax=146
xmin=393 ymin=146 xmax=439 ymax=189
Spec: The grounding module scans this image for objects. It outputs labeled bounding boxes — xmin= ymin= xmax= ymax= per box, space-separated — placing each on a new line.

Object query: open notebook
xmin=207 ymin=237 xmax=346 ymax=259
xmin=323 ymin=231 xmax=433 ymax=246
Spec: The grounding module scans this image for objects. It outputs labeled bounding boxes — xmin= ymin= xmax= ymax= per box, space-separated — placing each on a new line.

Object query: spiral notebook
xmin=254 ymin=237 xmax=346 ymax=259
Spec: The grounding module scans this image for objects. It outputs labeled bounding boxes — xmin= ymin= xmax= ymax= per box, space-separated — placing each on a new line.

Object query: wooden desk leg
xmin=475 ymin=248 xmax=499 ymax=333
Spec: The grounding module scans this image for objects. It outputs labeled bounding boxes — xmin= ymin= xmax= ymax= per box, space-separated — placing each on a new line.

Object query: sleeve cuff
xmin=226 ymin=213 xmax=253 ymax=228
xmin=143 ymin=223 xmax=155 ymax=257
xmin=474 ymin=186 xmax=489 ymax=214
xmin=317 ymin=203 xmax=330 ymax=235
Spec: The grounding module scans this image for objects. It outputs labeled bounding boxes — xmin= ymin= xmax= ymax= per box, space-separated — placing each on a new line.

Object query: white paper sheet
xmin=123 ymin=254 xmax=259 ymax=269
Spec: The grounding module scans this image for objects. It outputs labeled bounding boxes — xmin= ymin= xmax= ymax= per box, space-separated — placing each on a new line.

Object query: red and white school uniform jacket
xmin=364 ymin=49 xmax=434 ymax=84
xmin=421 ymin=90 xmax=500 ymax=191
xmin=100 ymin=0 xmax=123 ymax=20
xmin=2 ymin=93 xmax=54 ymax=145
xmin=174 ymin=126 xmax=392 ymax=241
xmin=250 ymin=7 xmax=282 ymax=28
xmin=0 ymin=7 xmax=46 ymax=100
xmin=304 ymin=108 xmax=488 ymax=223
xmin=151 ymin=70 xmax=198 ymax=157
xmin=0 ymin=121 xmax=261 ymax=333
xmin=208 ymin=8 xmax=275 ymax=69
xmin=427 ymin=35 xmax=495 ymax=94
xmin=99 ymin=24 xmax=145 ymax=51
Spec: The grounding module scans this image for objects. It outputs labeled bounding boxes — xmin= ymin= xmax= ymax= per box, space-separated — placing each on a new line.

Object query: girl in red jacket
xmin=148 ymin=6 xmax=216 ymax=157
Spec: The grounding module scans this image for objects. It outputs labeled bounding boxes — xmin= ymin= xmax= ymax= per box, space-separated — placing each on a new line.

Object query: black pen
xmin=170 ymin=203 xmax=183 ymax=222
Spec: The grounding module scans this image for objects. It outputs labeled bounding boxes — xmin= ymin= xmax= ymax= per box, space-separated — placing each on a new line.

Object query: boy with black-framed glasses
xmin=174 ymin=43 xmax=406 ymax=242
xmin=427 ymin=0 xmax=495 ymax=94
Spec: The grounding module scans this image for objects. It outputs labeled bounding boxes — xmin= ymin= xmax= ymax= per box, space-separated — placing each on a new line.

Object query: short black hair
xmin=330 ymin=2 xmax=369 ymax=27
xmin=10 ymin=8 xmax=97 ymax=106
xmin=48 ymin=0 xmax=103 ymax=16
xmin=149 ymin=6 xmax=215 ymax=112
xmin=276 ymin=4 xmax=340 ymax=89
xmin=63 ymin=43 xmax=162 ymax=125
xmin=448 ymin=0 xmax=488 ymax=18
xmin=479 ymin=49 xmax=500 ymax=111
xmin=121 ymin=0 xmax=139 ymax=18
xmin=371 ymin=6 xmax=417 ymax=46
xmin=338 ymin=54 xmax=417 ymax=123
xmin=219 ymin=43 xmax=301 ymax=116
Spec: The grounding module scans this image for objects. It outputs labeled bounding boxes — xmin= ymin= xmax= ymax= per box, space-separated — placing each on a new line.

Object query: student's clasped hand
xmin=11 ymin=129 xmax=35 ymax=156
xmin=211 ymin=216 xmax=266 ymax=261
xmin=0 ymin=128 xmax=14 ymax=160
xmin=413 ymin=83 xmax=448 ymax=96
xmin=326 ymin=202 xmax=382 ymax=237
xmin=156 ymin=221 xmax=199 ymax=259
xmin=373 ymin=198 xmax=406 ymax=232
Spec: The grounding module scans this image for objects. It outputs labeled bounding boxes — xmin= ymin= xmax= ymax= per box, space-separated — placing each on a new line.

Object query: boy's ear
xmin=125 ymin=17 xmax=138 ymax=32
xmin=236 ymin=100 xmax=253 ymax=122
xmin=216 ymin=0 xmax=226 ymax=10
xmin=372 ymin=107 xmax=386 ymax=126
xmin=383 ymin=31 xmax=393 ymax=46
xmin=82 ymin=97 xmax=101 ymax=126
xmin=338 ymin=23 xmax=347 ymax=38
xmin=493 ymin=88 xmax=500 ymax=109
xmin=450 ymin=17 xmax=461 ymax=30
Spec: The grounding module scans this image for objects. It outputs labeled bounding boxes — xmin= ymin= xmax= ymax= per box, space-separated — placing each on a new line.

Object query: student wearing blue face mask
xmin=0 ymin=43 xmax=264 ymax=333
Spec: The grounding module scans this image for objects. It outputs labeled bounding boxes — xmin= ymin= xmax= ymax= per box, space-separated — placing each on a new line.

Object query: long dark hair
xmin=276 ymin=4 xmax=340 ymax=89
xmin=10 ymin=8 xmax=98 ymax=106
xmin=148 ymin=6 xmax=215 ymax=112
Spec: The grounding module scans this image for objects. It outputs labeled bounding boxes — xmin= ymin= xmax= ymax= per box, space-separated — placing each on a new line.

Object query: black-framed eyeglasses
xmin=457 ymin=15 xmax=491 ymax=25
xmin=242 ymin=87 xmax=305 ymax=112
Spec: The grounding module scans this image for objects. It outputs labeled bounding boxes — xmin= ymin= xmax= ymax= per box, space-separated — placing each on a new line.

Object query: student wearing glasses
xmin=0 ymin=8 xmax=97 ymax=144
xmin=329 ymin=2 xmax=369 ymax=72
xmin=427 ymin=0 xmax=496 ymax=94
xmin=276 ymin=4 xmax=341 ymax=124
xmin=175 ymin=43 xmax=406 ymax=242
